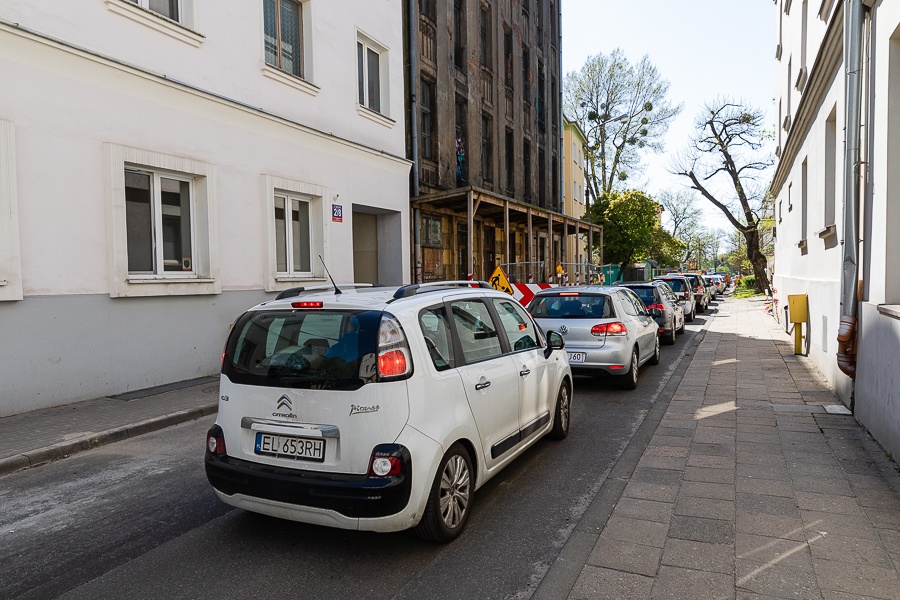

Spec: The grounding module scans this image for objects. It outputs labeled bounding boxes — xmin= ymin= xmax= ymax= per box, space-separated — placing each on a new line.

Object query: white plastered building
xmin=771 ymin=0 xmax=900 ymax=457
xmin=0 ymin=0 xmax=411 ymax=416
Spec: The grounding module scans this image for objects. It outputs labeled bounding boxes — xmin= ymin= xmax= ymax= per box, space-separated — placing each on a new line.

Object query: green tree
xmin=647 ymin=228 xmax=685 ymax=269
xmin=589 ymin=190 xmax=658 ymax=279
xmin=673 ymin=100 xmax=774 ymax=293
xmin=564 ymin=49 xmax=681 ymax=204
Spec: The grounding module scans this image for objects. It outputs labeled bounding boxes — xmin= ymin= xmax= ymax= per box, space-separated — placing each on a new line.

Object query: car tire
xmin=686 ymin=308 xmax=695 ymax=323
xmin=665 ymin=325 xmax=677 ymax=345
xmin=549 ymin=382 xmax=571 ymax=440
xmin=648 ymin=335 xmax=661 ymax=365
xmin=677 ymin=317 xmax=686 ymax=334
xmin=698 ymin=301 xmax=706 ymax=314
xmin=618 ymin=347 xmax=639 ymax=390
xmin=415 ymin=443 xmax=473 ymax=543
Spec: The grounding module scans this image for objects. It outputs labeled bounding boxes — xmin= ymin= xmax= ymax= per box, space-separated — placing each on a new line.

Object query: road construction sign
xmin=489 ymin=266 xmax=514 ymax=295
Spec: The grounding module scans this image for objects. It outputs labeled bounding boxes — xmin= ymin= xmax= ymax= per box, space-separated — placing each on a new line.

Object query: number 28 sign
xmin=332 ymin=204 xmax=343 ymax=223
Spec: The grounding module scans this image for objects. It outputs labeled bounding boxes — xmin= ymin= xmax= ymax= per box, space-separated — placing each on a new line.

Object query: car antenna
xmin=319 ymin=255 xmax=342 ymax=295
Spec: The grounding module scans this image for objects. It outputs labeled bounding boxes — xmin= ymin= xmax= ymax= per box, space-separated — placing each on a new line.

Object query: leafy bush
xmin=741 ymin=275 xmax=756 ymax=290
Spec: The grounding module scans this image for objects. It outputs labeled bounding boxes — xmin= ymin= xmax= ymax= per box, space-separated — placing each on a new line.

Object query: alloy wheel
xmin=439 ymin=454 xmax=471 ymax=529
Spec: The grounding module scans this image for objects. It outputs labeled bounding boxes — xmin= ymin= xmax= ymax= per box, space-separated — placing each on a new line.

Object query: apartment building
xmin=407 ymin=0 xmax=600 ymax=284
xmin=771 ymin=0 xmax=900 ymax=456
xmin=0 ymin=0 xmax=410 ymax=415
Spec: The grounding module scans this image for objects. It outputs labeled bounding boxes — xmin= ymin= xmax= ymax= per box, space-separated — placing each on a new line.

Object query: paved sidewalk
xmin=0 ymin=377 xmax=218 ymax=476
xmin=547 ymin=296 xmax=900 ymax=599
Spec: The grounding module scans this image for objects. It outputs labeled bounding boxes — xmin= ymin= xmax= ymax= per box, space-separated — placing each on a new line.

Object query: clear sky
xmin=561 ymin=0 xmax=776 ymax=230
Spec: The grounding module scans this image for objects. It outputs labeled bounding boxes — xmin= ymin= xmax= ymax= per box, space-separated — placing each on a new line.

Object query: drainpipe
xmin=558 ymin=0 xmax=564 ymax=215
xmin=836 ymin=0 xmax=864 ymax=379
xmin=408 ymin=0 xmax=422 ymax=282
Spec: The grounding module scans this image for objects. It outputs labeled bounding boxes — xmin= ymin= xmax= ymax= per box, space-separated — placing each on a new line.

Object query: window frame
xmin=106 ymin=0 xmax=203 ymax=47
xmin=0 ymin=120 xmax=22 ymax=302
xmin=264 ymin=175 xmax=327 ymax=292
xmin=357 ymin=31 xmax=389 ymax=117
xmin=420 ymin=78 xmax=436 ymax=160
xmin=106 ymin=143 xmax=219 ymax=298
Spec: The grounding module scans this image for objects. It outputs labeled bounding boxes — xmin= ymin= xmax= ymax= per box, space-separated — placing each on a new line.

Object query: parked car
xmin=703 ymin=275 xmax=718 ymax=301
xmin=682 ymin=273 xmax=711 ymax=312
xmin=653 ymin=275 xmax=696 ymax=322
xmin=710 ymin=275 xmax=726 ymax=294
xmin=713 ymin=272 xmax=732 ymax=286
xmin=527 ymin=285 xmax=660 ymax=390
xmin=205 ymin=281 xmax=573 ymax=543
xmin=619 ymin=281 xmax=685 ymax=345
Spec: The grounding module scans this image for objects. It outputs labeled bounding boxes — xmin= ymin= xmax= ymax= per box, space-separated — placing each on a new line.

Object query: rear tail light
xmin=684 ymin=291 xmax=691 ymax=301
xmin=376 ymin=314 xmax=413 ymax=381
xmin=206 ymin=425 xmax=227 ymax=457
xmin=591 ymin=322 xmax=627 ymax=336
xmin=647 ymin=303 xmax=665 ymax=311
xmin=367 ymin=444 xmax=409 ymax=477
xmin=291 ymin=301 xmax=323 ymax=308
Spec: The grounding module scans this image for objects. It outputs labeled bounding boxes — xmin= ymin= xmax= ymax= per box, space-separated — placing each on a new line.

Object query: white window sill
xmin=261 ymin=65 xmax=319 ymax=97
xmin=877 ymin=305 xmax=900 ymax=320
xmin=357 ymin=105 xmax=396 ymax=128
xmin=105 ymin=0 xmax=204 ymax=47
xmin=126 ymin=276 xmax=215 ymax=283
xmin=117 ymin=276 xmax=221 ymax=297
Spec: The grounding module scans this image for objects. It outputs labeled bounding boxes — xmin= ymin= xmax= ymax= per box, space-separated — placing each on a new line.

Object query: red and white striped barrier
xmin=511 ymin=283 xmax=553 ymax=306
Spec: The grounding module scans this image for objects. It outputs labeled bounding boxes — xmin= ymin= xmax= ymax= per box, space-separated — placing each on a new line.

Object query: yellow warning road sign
xmin=489 ymin=266 xmax=514 ymax=295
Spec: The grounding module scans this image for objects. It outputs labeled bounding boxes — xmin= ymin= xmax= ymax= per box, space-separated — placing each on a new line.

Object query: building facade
xmin=0 ymin=0 xmax=410 ymax=416
xmin=771 ymin=0 xmax=900 ymax=456
xmin=406 ymin=0 xmax=600 ymax=284
xmin=561 ymin=116 xmax=591 ymax=281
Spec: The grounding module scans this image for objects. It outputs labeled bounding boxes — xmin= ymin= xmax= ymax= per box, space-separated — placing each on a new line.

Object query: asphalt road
xmin=0 ymin=309 xmax=714 ymax=600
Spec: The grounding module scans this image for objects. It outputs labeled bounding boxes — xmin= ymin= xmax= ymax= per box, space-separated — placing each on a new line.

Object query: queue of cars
xmin=205 ymin=273 xmax=728 ymax=542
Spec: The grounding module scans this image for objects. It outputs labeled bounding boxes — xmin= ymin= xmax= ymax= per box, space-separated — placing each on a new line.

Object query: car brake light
xmin=378 ymin=349 xmax=408 ymax=376
xmin=591 ymin=322 xmax=627 ymax=336
xmin=376 ymin=314 xmax=413 ymax=380
xmin=647 ymin=303 xmax=665 ymax=311
xmin=206 ymin=426 xmax=227 ymax=456
xmin=559 ymin=292 xmax=580 ymax=296
xmin=291 ymin=301 xmax=323 ymax=308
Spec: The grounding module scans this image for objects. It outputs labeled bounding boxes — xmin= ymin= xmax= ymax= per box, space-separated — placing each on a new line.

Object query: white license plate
xmin=255 ymin=432 xmax=326 ymax=462
xmin=567 ymin=352 xmax=586 ymax=363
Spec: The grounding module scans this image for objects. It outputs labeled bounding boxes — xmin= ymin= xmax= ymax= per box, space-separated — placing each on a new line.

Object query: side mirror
xmin=545 ymin=330 xmax=565 ymax=358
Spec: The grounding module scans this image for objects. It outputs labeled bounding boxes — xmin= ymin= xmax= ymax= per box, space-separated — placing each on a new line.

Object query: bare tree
xmin=565 ymin=49 xmax=681 ymax=205
xmin=657 ymin=190 xmax=703 ymax=240
xmin=673 ymin=100 xmax=774 ymax=293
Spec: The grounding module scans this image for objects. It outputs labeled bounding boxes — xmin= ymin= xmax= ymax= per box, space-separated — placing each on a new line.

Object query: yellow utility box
xmin=787 ymin=294 xmax=808 ymax=354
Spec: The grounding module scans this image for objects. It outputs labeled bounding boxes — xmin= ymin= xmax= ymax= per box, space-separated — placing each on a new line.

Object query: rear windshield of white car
xmin=528 ymin=294 xmax=613 ymax=318
xmin=222 ymin=309 xmax=382 ymax=390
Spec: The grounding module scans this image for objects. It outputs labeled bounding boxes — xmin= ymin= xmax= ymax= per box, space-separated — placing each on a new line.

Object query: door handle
xmin=519 ymin=368 xmax=531 ymax=377
xmin=475 ymin=381 xmax=491 ymax=391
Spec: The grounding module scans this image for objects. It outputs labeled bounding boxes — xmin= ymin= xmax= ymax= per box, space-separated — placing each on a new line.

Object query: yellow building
xmin=561 ymin=116 xmax=592 ymax=282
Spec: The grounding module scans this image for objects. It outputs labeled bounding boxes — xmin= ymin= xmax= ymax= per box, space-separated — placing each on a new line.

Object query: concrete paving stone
xmin=813 ymin=557 xmax=900 ymax=599
xmin=736 ymin=463 xmax=791 ymax=481
xmin=788 ymin=462 xmax=847 ymax=479
xmin=736 ymin=432 xmax=781 ymax=445
xmin=683 ymin=466 xmax=736 ymax=485
xmin=769 ymin=397 xmax=811 ymax=405
xmin=847 ymin=473 xmax=897 ymax=492
xmin=736 ymin=591 xmax=792 ymax=600
xmin=775 ymin=416 xmax=819 ymax=427
xmin=632 ymin=467 xmax=684 ymax=487
xmin=691 ymin=443 xmax=736 ymax=457
xmin=736 ymin=452 xmax=786 ymax=467
xmin=668 ymin=515 xmax=734 ymax=544
xmin=737 ymin=441 xmax=784 ymax=455
xmin=659 ymin=418 xmax=697 ymax=430
xmin=782 ymin=450 xmax=841 ymax=466
xmin=820 ymin=590 xmax=892 ymax=600
xmin=661 ymin=538 xmax=734 ymax=574
xmin=737 ymin=492 xmax=800 ymax=517
xmin=603 ymin=516 xmax=670 ymax=548
xmin=781 ymin=431 xmax=830 ymax=445
xmin=736 ymin=477 xmax=794 ymax=498
xmin=662 ymin=412 xmax=698 ymax=421
xmin=694 ymin=429 xmax=737 ymax=445
xmin=681 ymin=480 xmax=736 ymax=501
xmin=877 ymin=528 xmax=900 ymax=554
xmin=800 ymin=510 xmax=879 ymax=541
xmin=568 ymin=565 xmax=655 ymax=600
xmin=644 ymin=445 xmax=691 ymax=458
xmin=735 ymin=559 xmax=819 ymax=599
xmin=638 ymin=455 xmax=689 ymax=471
xmin=612 ymin=497 xmax=675 ymax=524
xmin=649 ymin=435 xmax=694 ymax=448
xmin=791 ymin=476 xmax=853 ymax=497
xmin=656 ymin=426 xmax=695 ymax=438
xmin=863 ymin=507 xmax=900 ymax=531
xmin=736 ymin=416 xmax=778 ymax=428
xmin=688 ymin=453 xmax=736 ymax=470
xmin=586 ymin=535 xmax=662 ymax=577
xmin=838 ymin=459 xmax=884 ymax=477
xmin=675 ymin=496 xmax=735 ymax=521
xmin=651 ymin=565 xmax=735 ymax=600
xmin=623 ymin=480 xmax=680 ymax=503
xmin=814 ymin=416 xmax=860 ymax=430
xmin=795 ymin=492 xmax=864 ymax=516
xmin=699 ymin=417 xmax=739 ymax=429
xmin=808 ymin=532 xmax=894 ymax=568
xmin=735 ymin=533 xmax=814 ymax=568
xmin=854 ymin=488 xmax=900 ymax=510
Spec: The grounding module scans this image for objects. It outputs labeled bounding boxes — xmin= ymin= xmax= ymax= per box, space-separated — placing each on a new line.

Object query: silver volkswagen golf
xmin=527 ymin=286 xmax=660 ymax=390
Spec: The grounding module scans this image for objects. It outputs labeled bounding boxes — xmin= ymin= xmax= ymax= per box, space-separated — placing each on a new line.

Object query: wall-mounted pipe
xmin=407 ymin=0 xmax=421 ymax=283
xmin=837 ymin=0 xmax=864 ymax=379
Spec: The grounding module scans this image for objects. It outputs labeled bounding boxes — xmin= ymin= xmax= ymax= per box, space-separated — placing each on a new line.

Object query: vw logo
xmin=559 ymin=325 xmax=569 ymax=335
xmin=276 ymin=394 xmax=293 ymax=411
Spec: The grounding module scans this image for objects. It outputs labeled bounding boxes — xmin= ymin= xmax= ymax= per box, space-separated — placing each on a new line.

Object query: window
xmin=450 ymin=300 xmax=502 ymax=363
xmin=106 ymin=144 xmax=218 ymax=298
xmin=504 ymin=28 xmax=514 ymax=88
xmin=524 ymin=140 xmax=532 ymax=198
xmin=493 ymin=299 xmax=539 ymax=352
xmin=824 ymin=106 xmax=837 ymax=228
xmin=573 ymin=180 xmax=577 ymax=201
xmin=422 ymin=214 xmax=443 ymax=247
xmin=419 ymin=305 xmax=454 ymax=371
xmin=480 ymin=6 xmax=492 ymax=68
xmin=124 ymin=170 xmax=194 ymax=274
xmin=505 ymin=129 xmax=514 ymax=192
xmin=108 ymin=0 xmax=201 ymax=45
xmin=264 ymin=0 xmax=304 ymax=79
xmin=264 ymin=175 xmax=326 ymax=292
xmin=129 ymin=0 xmax=179 ymax=21
xmin=800 ymin=158 xmax=808 ymax=247
xmin=454 ymin=0 xmax=466 ymax=70
xmin=522 ymin=46 xmax=530 ymax=98
xmin=482 ymin=115 xmax=493 ymax=182
xmin=421 ymin=79 xmax=436 ymax=160
xmin=419 ymin=0 xmax=436 ymax=20
xmin=538 ymin=61 xmax=546 ymax=132
xmin=455 ymin=97 xmax=468 ymax=185
xmin=0 ymin=120 xmax=22 ymax=301
xmin=357 ymin=36 xmax=384 ymax=114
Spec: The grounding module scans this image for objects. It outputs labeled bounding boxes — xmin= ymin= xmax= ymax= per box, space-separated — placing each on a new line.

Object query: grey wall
xmin=855 ymin=302 xmax=900 ymax=460
xmin=0 ymin=290 xmax=269 ymax=417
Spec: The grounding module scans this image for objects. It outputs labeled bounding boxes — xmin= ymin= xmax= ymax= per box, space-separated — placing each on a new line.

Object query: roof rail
xmin=391 ymin=280 xmax=492 ymax=300
xmin=275 ymin=283 xmax=376 ymax=300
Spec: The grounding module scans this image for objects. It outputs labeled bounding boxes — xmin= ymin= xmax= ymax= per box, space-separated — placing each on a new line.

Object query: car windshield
xmin=529 ymin=294 xmax=612 ymax=318
xmin=660 ymin=278 xmax=685 ymax=292
xmin=223 ymin=309 xmax=383 ymax=390
xmin=626 ymin=287 xmax=655 ymax=304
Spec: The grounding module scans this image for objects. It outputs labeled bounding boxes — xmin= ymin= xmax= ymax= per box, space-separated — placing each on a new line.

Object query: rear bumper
xmin=205 ymin=447 xmax=412 ymax=520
